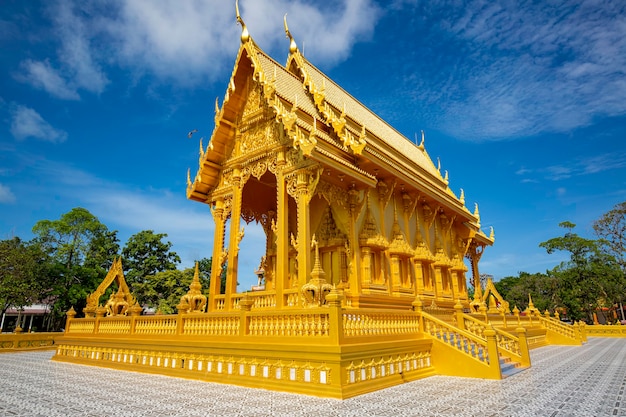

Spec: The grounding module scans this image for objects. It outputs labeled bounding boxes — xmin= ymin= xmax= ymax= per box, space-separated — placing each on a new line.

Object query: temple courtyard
xmin=0 ymin=337 xmax=624 ymax=416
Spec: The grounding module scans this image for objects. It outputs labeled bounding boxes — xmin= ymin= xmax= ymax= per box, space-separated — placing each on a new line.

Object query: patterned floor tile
xmin=1 ymin=338 xmax=626 ymax=416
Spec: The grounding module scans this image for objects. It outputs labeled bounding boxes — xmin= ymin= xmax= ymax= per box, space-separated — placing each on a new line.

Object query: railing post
xmin=239 ymin=295 xmax=254 ymax=337
xmin=176 ymin=313 xmax=185 ymax=335
xmin=516 ymin=327 xmax=531 ymax=367
xmin=454 ymin=299 xmax=465 ymax=330
xmin=64 ymin=306 xmax=76 ymax=333
xmin=484 ymin=327 xmax=502 ymax=379
xmin=95 ymin=307 xmax=106 ymax=334
xmin=578 ymin=321 xmax=588 ymax=343
xmin=326 ymin=288 xmax=344 ymax=344
xmin=479 ymin=302 xmax=488 ymax=323
xmin=412 ymin=297 xmax=424 ymax=333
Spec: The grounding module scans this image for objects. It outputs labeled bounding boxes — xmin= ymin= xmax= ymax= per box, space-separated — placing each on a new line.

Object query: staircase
xmin=420 ymin=310 xmax=530 ymax=380
xmin=499 ymin=356 xmax=527 ymax=378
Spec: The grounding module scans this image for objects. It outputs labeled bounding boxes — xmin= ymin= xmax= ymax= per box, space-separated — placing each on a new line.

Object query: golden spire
xmin=419 ymin=130 xmax=425 ymax=150
xmin=459 ymin=188 xmax=465 ymax=205
xmin=284 ymin=13 xmax=298 ymax=54
xmin=489 ymin=226 xmax=495 ymax=240
xmin=235 ymin=0 xmax=249 ymax=43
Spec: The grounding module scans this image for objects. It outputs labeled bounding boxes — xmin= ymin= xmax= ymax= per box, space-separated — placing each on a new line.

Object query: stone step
xmin=499 ymin=356 xmax=528 ymax=378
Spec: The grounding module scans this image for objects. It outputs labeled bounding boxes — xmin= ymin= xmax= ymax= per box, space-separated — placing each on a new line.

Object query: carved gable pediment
xmin=84 ymin=258 xmax=138 ymax=317
xmin=315 ymin=205 xmax=347 ymax=248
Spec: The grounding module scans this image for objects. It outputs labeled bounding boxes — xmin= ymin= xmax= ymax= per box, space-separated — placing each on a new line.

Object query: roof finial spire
xmin=236 ymin=0 xmax=250 ymax=43
xmin=419 ymin=130 xmax=425 ymax=150
xmin=284 ymin=13 xmax=298 ymax=54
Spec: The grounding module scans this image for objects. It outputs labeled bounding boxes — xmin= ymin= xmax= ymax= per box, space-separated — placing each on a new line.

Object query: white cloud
xmin=515 ymin=152 xmax=626 ymax=182
xmin=239 ymin=0 xmax=380 ymax=65
xmin=19 ymin=59 xmax=79 ymax=100
xmin=24 ymin=0 xmax=380 ymax=91
xmin=17 ymin=0 xmax=108 ymax=99
xmin=9 ymin=105 xmax=67 ymax=142
xmin=403 ymin=0 xmax=626 ymax=140
xmin=0 ymin=184 xmax=16 ymax=204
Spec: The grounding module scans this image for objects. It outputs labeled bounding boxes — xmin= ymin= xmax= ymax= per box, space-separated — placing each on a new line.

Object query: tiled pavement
xmin=1 ymin=338 xmax=625 ymax=416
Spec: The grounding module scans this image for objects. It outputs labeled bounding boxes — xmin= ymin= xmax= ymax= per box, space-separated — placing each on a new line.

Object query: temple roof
xmin=186 ymin=13 xmax=492 ymax=240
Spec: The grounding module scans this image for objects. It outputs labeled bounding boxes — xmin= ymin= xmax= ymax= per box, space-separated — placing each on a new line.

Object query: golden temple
xmin=52 ymin=7 xmax=586 ymax=399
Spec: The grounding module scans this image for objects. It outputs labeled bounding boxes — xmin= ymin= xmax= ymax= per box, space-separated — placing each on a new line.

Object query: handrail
xmin=421 ymin=311 xmax=491 ymax=365
xmin=538 ymin=315 xmax=578 ymax=341
xmin=461 ymin=313 xmax=523 ymax=362
xmin=342 ymin=311 xmax=420 ymax=337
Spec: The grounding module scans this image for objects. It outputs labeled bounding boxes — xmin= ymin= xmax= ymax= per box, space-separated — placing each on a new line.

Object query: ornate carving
xmin=388 ymin=218 xmax=414 ymax=257
xmin=376 ymin=179 xmax=396 ymax=208
xmin=236 ymin=227 xmax=245 ymax=252
xmin=84 ymin=258 xmax=137 ymax=318
xmin=177 ymin=263 xmax=207 ymax=313
xmin=348 ymin=187 xmax=366 ymax=218
xmin=316 ymin=180 xmax=348 ymax=209
xmin=300 ymin=234 xmax=332 ymax=308
xmin=341 ymin=125 xmax=367 ymax=155
xmin=104 ymin=289 xmax=129 ymax=317
xmin=316 ymin=206 xmax=347 ymax=247
xmin=358 ymin=205 xmax=388 ymax=249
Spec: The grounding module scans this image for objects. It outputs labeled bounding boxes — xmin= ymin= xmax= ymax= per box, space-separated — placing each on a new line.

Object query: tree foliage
xmin=593 ymin=201 xmax=626 ymax=285
xmin=0 ymin=237 xmax=48 ymax=315
xmin=31 ymin=208 xmax=119 ymax=326
xmin=494 ymin=272 xmax=557 ymax=313
xmin=133 ymin=264 xmax=210 ymax=314
xmin=122 ymin=230 xmax=181 ymax=287
xmin=539 ymin=221 xmax=622 ymax=322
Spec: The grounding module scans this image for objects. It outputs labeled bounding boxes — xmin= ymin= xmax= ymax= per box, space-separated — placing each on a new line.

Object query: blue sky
xmin=1 ymin=0 xmax=625 ymax=291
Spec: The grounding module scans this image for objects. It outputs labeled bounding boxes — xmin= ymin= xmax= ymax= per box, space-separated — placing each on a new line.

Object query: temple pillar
xmin=225 ymin=168 xmax=243 ymax=311
xmin=413 ymin=261 xmax=424 ymax=294
xmin=434 ymin=266 xmax=444 ymax=300
xmin=361 ymin=247 xmax=372 ymax=289
xmin=347 ymin=187 xmax=363 ymax=294
xmin=275 ymin=154 xmax=288 ymax=308
xmin=467 ymin=240 xmax=484 ymax=307
xmin=295 ymin=170 xmax=312 ymax=288
xmin=208 ymin=198 xmax=227 ymax=312
xmin=451 ymin=269 xmax=460 ymax=298
xmin=390 ymin=255 xmax=401 ymax=292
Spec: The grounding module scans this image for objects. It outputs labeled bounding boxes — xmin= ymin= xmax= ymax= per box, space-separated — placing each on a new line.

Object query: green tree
xmin=0 ymin=238 xmax=47 ymax=316
xmin=540 ymin=221 xmax=621 ymax=322
xmin=121 ymin=230 xmax=181 ymax=287
xmin=495 ymin=272 xmax=556 ymax=313
xmin=197 ymin=256 xmax=226 ymax=293
xmin=133 ymin=267 xmax=200 ymax=313
xmin=32 ymin=207 xmax=119 ymax=327
xmin=593 ymin=201 xmax=626 ymax=320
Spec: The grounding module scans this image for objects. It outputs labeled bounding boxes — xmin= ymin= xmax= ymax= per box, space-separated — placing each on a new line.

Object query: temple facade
xmin=52 ymin=10 xmax=585 ymax=399
xmin=186 ymin=14 xmax=493 ymax=313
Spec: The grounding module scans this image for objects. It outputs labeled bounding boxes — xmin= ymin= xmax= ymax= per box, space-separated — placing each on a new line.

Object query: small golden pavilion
xmin=53 ymin=8 xmax=584 ymax=399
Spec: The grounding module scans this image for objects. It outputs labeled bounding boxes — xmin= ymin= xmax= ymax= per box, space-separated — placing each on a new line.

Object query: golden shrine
xmin=52 ymin=7 xmax=585 ymax=399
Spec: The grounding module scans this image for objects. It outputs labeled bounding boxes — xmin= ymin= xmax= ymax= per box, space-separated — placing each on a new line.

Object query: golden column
xmin=225 ymin=167 xmax=243 ymax=310
xmin=208 ymin=198 xmax=227 ymax=311
xmin=467 ymin=239 xmax=485 ymax=307
xmin=274 ymin=151 xmax=288 ymax=308
xmin=347 ymin=186 xmax=362 ymax=293
xmin=295 ymin=170 xmax=312 ymax=288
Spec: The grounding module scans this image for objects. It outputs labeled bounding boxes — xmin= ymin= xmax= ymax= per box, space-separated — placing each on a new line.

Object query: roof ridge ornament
xmin=236 ymin=0 xmax=250 ymax=43
xmin=284 ymin=13 xmax=298 ymax=54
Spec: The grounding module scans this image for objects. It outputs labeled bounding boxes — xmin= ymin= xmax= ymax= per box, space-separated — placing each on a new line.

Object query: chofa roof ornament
xmin=235 ymin=0 xmax=250 ymax=43
xmin=284 ymin=13 xmax=298 ymax=54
